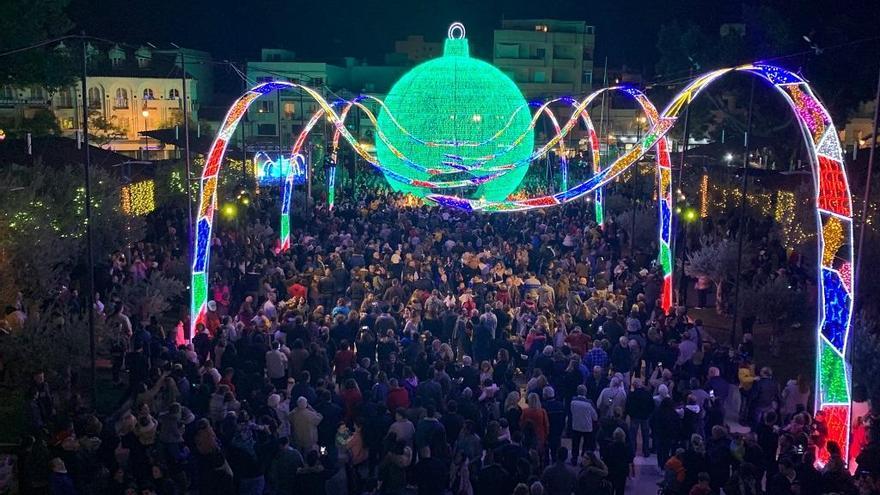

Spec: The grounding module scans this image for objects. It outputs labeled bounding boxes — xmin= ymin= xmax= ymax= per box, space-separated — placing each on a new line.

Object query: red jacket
xmin=520 ymin=406 xmax=549 ymax=448
xmin=386 ymin=387 xmax=410 ymax=412
xmin=341 ymin=388 xmax=363 ymax=422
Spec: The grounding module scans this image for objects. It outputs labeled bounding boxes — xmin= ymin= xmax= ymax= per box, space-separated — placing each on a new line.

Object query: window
xmin=536 ymin=48 xmax=546 ymax=59
xmin=257 ymin=123 xmax=277 ymax=136
xmin=57 ymin=88 xmax=74 ymax=108
xmin=535 ymin=25 xmax=548 ymax=32
xmin=115 ymin=88 xmax=129 ymax=108
xmin=585 ymin=26 xmax=594 ymax=35
xmin=88 ymin=87 xmax=102 ymax=108
xmin=256 ymin=76 xmax=273 ymax=84
xmin=582 ymin=70 xmax=593 ymax=85
xmin=496 ymin=43 xmax=519 ymax=59
xmin=283 ymin=102 xmax=295 ymax=119
xmin=1 ymin=85 xmax=14 ymax=100
xmin=534 ymin=71 xmax=546 ymax=83
xmin=143 ymin=88 xmax=154 ymax=100
xmin=312 ymin=77 xmax=324 ymax=86
xmin=258 ymin=100 xmax=274 ymax=113
xmin=168 ymin=88 xmax=180 ymax=100
xmin=30 ymin=86 xmax=47 ymax=101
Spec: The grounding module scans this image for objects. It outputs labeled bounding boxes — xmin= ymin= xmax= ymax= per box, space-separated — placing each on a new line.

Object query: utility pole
xmin=276 ymin=85 xmax=282 ymax=157
xmin=176 ymin=47 xmax=194 ymax=312
xmin=730 ymin=78 xmax=756 ymax=346
xmin=598 ymin=57 xmax=608 ymax=163
xmin=672 ymin=68 xmax=693 ymax=307
xmin=80 ymin=35 xmax=97 ymax=404
xmin=240 ymin=75 xmax=247 ymax=185
xmin=630 ymin=119 xmax=644 ymax=254
xmin=855 ymin=64 xmax=880 ymax=299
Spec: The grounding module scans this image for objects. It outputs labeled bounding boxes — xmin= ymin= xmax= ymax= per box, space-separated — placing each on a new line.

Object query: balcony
xmin=518 ymin=82 xmax=578 ymax=97
xmin=551 ymin=58 xmax=576 ymax=68
xmin=494 ymin=56 xmax=547 ymax=67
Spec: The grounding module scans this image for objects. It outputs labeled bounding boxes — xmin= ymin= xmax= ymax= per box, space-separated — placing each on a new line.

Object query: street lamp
xmin=142 ymin=110 xmax=150 ymax=159
xmin=724 ymin=152 xmax=734 ymax=164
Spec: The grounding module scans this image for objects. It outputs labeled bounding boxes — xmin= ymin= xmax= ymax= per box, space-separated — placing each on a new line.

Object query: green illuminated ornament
xmin=375 ymin=23 xmax=534 ymax=201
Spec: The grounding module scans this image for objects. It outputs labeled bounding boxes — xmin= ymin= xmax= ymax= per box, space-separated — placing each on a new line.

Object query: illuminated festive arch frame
xmin=428 ymin=63 xmax=854 ymax=463
xmin=572 ymin=87 xmax=673 ymax=311
xmin=194 ymin=64 xmax=854 ymax=465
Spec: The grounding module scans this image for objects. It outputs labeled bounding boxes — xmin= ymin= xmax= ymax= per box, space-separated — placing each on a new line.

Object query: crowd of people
xmin=11 ymin=181 xmax=880 ymax=495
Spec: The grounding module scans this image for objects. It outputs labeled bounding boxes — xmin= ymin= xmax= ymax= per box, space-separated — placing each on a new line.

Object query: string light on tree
xmin=120 ymin=180 xmax=156 ymax=216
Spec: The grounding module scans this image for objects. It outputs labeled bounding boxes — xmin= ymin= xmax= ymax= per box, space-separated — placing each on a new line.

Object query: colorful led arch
xmin=571 ymin=87 xmax=673 ymax=311
xmin=427 ymin=63 xmax=853 ymax=463
xmin=194 ymin=63 xmax=854 ymax=465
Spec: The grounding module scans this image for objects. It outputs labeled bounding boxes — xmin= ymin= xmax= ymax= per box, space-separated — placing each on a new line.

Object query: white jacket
xmin=570 ymin=396 xmax=598 ymax=432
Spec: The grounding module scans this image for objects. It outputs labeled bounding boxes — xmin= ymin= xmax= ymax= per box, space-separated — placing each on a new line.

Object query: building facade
xmin=243 ymin=49 xmax=407 ymax=153
xmin=387 ymin=35 xmax=442 ymax=65
xmin=0 ymin=43 xmax=206 ymax=159
xmin=493 ymin=19 xmax=596 ymax=99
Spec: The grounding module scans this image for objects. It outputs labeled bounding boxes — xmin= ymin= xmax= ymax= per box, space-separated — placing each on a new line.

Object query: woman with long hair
xmin=780 ymin=374 xmax=811 ymax=422
xmin=504 ymin=391 xmax=523 ymax=434
xmin=479 ymin=361 xmax=494 ymax=384
xmin=520 ymin=393 xmax=549 ymax=453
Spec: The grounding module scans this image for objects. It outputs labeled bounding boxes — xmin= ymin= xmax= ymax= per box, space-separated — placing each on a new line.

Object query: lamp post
xmin=631 ymin=116 xmax=646 ymax=254
xmin=730 ymin=78 xmax=756 ymax=346
xmin=141 ymin=109 xmax=149 ymax=159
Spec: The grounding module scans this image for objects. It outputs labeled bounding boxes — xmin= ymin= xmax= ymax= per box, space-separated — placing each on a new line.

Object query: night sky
xmin=66 ymin=0 xmax=877 ymax=76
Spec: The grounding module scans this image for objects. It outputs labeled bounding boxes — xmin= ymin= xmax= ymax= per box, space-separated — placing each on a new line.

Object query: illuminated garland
xmin=700 ymin=174 xmax=709 ymax=218
xmin=121 ymin=180 xmax=156 ymax=216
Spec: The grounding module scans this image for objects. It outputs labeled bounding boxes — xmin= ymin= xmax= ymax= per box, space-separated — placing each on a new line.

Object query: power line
xmin=0 ymin=34 xmax=82 ymax=58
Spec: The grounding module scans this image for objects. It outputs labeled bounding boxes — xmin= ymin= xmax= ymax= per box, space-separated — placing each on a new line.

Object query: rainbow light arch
xmin=192 ymin=63 xmax=854 ymax=464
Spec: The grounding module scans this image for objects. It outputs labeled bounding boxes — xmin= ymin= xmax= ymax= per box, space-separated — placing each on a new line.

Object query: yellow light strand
xmin=822 ymin=216 xmax=844 ymax=267
xmin=699 ymin=174 xmax=709 ymax=218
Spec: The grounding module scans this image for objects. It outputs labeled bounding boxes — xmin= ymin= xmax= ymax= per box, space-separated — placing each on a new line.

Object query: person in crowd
xmin=603 ymin=428 xmax=634 ymax=495
xmin=625 ymin=378 xmax=654 ymax=457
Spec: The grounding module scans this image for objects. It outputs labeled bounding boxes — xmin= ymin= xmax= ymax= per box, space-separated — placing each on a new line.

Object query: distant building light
xmin=535 ymin=25 xmax=548 ymax=32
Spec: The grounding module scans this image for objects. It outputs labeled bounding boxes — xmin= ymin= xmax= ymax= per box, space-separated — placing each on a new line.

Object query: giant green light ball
xmin=375 ymin=31 xmax=534 ymax=201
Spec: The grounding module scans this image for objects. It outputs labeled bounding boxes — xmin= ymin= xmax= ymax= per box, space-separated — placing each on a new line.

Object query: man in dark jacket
xmin=477 ymin=449 xmax=515 ymax=495
xmin=314 ymin=389 xmax=342 ymax=452
xmin=541 ymin=447 xmax=577 ymax=495
xmin=543 ymin=386 xmax=566 ymax=461
xmin=625 ymin=378 xmax=655 ymax=457
xmin=750 ymin=367 xmax=780 ymax=426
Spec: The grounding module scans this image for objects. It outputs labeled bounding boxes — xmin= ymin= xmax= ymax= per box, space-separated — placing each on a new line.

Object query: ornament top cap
xmin=448 ymin=22 xmax=466 ymax=40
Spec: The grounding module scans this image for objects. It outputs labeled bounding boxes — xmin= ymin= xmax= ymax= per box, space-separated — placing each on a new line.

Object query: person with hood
xmin=289 ymin=396 xmax=323 ymax=453
xmin=682 ymin=394 xmax=704 ymax=439
xmin=597 ymin=376 xmax=627 ymax=419
xmin=266 ymin=394 xmax=290 ymax=439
